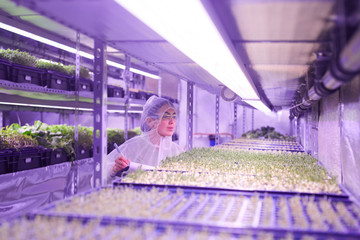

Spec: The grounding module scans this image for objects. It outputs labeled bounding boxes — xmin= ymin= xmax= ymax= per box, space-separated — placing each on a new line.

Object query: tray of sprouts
xmin=216 ymin=143 xmax=304 ymax=153
xmin=218 ymin=138 xmax=304 ymax=152
xmin=123 ymin=148 xmax=341 ymax=194
xmin=25 ymin=183 xmax=360 ymax=239
xmin=3 ymin=215 xmax=353 ymax=240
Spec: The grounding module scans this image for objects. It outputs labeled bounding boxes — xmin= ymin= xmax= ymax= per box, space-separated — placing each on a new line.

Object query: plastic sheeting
xmin=340 ymin=76 xmax=360 ymax=203
xmin=300 ymin=76 xmax=360 ymax=204
xmin=318 ymin=92 xmax=342 ymax=179
xmin=0 ymin=158 xmax=94 ymax=221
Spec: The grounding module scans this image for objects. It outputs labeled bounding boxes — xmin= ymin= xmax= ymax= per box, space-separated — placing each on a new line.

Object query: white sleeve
xmin=105 ymin=148 xmax=155 ymax=184
xmin=128 ymin=161 xmax=155 ymax=171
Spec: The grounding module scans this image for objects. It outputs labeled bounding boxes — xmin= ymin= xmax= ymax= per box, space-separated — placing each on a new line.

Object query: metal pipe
xmin=296 ymin=26 xmax=360 ymax=113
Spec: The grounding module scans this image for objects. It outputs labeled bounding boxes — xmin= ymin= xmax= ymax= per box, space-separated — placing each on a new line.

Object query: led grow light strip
xmin=0 ymin=22 xmax=160 ymax=79
xmin=0 ymin=22 xmax=93 ymax=59
xmin=0 ymin=101 xmax=92 ymax=111
xmin=0 ymin=102 xmax=143 ymax=114
xmin=115 ymin=0 xmax=270 ymax=112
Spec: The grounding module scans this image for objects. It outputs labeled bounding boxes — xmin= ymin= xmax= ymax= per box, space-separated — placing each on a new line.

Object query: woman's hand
xmin=111 ymin=155 xmax=130 ymax=176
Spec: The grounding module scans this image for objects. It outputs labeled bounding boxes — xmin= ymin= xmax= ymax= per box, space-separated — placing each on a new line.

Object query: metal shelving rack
xmin=2 ymin=1 xmax=359 ymax=239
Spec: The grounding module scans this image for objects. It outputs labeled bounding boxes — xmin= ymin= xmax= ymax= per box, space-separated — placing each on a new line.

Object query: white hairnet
xmin=106 ymin=96 xmax=183 ymax=181
xmin=140 ymin=95 xmax=176 ymax=132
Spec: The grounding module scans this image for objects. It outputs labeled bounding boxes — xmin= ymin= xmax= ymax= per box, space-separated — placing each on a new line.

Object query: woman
xmin=107 ymin=96 xmax=184 ymax=180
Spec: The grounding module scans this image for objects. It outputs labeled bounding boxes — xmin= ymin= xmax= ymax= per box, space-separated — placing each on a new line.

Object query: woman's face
xmin=157 ymin=108 xmax=176 ymax=137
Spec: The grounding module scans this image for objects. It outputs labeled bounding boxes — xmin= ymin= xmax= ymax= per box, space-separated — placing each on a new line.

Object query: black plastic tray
xmin=11 ymin=63 xmax=44 ymax=86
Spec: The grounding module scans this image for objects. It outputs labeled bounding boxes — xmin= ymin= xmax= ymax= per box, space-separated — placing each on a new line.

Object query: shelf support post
xmin=124 ymin=54 xmax=131 ymax=140
xmin=186 ymin=82 xmax=194 ymax=150
xmin=73 ymin=31 xmax=80 ymax=194
xmin=243 ymin=106 xmax=246 ymax=134
xmin=158 ymin=75 xmax=162 ymax=97
xmin=252 ymin=108 xmax=255 ymax=130
xmin=215 ymin=95 xmax=220 ymax=145
xmin=233 ymin=104 xmax=237 ymax=139
xmin=93 ymin=39 xmax=108 ymax=187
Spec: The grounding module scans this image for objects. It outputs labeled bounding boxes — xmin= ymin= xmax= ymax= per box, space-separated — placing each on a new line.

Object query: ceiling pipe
xmin=291 ymin=25 xmax=360 ymax=117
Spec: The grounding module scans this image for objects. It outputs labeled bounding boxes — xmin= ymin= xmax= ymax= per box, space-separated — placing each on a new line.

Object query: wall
xmin=178 ymin=79 xmax=292 ymax=150
xmin=178 ymin=80 xmax=234 ymax=149
xmin=144 ymin=72 xmax=179 ymax=98
xmin=318 ymin=92 xmax=341 ymax=179
xmin=235 ymin=106 xmax=291 ymax=137
xmin=193 ymin=86 xmax=234 ymax=148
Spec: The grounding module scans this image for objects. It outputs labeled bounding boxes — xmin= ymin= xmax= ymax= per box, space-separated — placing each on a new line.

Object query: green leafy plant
xmin=131 ymin=127 xmax=142 ymax=136
xmin=0 ymin=123 xmax=38 ymax=149
xmin=46 ymin=123 xmax=75 ymax=159
xmin=36 ymin=60 xmax=69 ymax=74
xmin=107 ymin=128 xmax=125 ymax=153
xmin=18 ymin=121 xmax=75 ymax=160
xmin=107 ymin=128 xmax=141 ymax=153
xmin=78 ymin=126 xmax=93 ymax=150
xmin=17 ymin=120 xmax=51 ymax=148
xmin=65 ymin=65 xmax=91 ymax=79
xmin=0 ymin=48 xmax=38 ymax=67
xmin=241 ymin=126 xmax=295 ymax=141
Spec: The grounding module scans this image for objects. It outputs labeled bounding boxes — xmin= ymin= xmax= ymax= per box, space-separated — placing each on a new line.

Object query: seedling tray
xmin=70 ymin=78 xmax=93 ymax=92
xmin=48 ymin=148 xmax=68 ymax=165
xmin=44 ymin=70 xmax=72 ymax=90
xmin=27 ymin=184 xmax=360 ymax=239
xmin=76 ymin=146 xmax=92 ymax=160
xmin=107 ymin=85 xmax=124 ymax=98
xmin=0 ymin=149 xmax=16 ymax=174
xmin=6 ymin=215 xmax=356 ymax=239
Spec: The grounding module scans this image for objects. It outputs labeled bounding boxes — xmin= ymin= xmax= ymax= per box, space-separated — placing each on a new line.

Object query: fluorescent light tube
xmin=0 ymin=22 xmax=160 ymax=79
xmin=243 ymin=100 xmax=271 ymax=113
xmin=129 ymin=67 xmax=160 ymax=79
xmin=115 ymin=0 xmax=260 ymax=101
xmin=106 ymin=60 xmax=160 ymax=79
